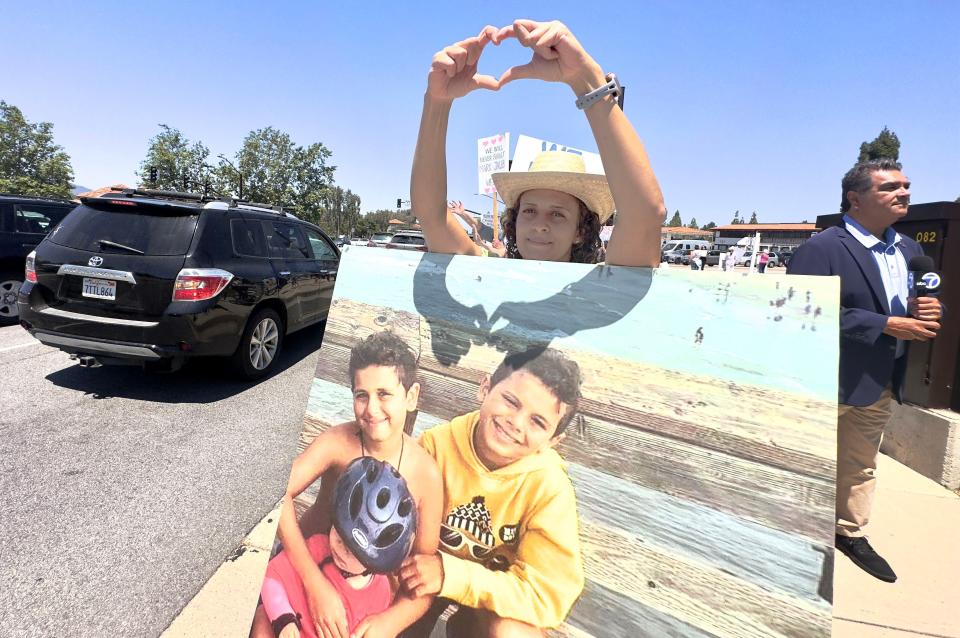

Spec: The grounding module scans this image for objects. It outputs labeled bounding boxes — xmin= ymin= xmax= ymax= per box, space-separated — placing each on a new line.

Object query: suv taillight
xmin=172 ymin=268 xmax=234 ymax=301
xmin=25 ymin=250 xmax=37 ymax=283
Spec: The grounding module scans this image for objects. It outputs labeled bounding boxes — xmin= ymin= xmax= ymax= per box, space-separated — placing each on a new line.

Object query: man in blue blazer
xmin=788 ymin=159 xmax=942 ymax=583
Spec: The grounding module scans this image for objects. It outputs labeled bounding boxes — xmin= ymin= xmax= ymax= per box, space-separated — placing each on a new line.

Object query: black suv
xmin=18 ymin=189 xmax=339 ymax=378
xmin=1 ymin=194 xmax=77 ymax=324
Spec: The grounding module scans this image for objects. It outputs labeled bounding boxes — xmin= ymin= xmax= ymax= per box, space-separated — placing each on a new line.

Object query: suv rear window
xmin=48 ymin=204 xmax=199 ymax=256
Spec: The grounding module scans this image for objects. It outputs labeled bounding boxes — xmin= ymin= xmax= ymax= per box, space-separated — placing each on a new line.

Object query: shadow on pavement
xmin=43 ymin=322 xmax=325 ymax=403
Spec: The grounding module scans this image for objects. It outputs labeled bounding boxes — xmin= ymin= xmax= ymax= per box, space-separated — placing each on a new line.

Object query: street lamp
xmin=218 ymin=154 xmax=244 ymax=200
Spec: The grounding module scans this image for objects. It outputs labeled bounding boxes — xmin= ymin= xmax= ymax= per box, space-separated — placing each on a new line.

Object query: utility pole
xmin=218 ymin=154 xmax=244 ymax=200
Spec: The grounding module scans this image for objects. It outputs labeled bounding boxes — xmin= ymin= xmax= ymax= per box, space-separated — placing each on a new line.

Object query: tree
xmin=702 ymin=221 xmax=717 ymax=230
xmin=137 ymin=124 xmax=211 ymax=192
xmin=687 ymin=217 xmax=699 ymax=229
xmin=858 ymin=126 xmax=900 ymax=162
xmin=224 ymin=127 xmax=336 ymax=220
xmin=315 ymin=186 xmax=362 ymax=236
xmin=731 ymin=210 xmax=741 ymax=225
xmin=748 ymin=211 xmax=759 ymax=224
xmin=667 ymin=210 xmax=682 ymax=227
xmin=0 ymin=101 xmax=74 ymax=198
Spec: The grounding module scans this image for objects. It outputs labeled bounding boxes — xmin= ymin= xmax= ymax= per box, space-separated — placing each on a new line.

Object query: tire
xmin=0 ymin=276 xmax=23 ymax=325
xmin=231 ymin=308 xmax=284 ymax=380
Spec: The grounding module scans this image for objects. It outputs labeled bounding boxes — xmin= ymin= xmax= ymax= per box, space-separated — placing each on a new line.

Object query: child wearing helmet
xmin=261 ymin=457 xmax=418 ymax=637
xmin=251 ymin=332 xmax=444 ymax=638
xmin=412 ymin=19 xmax=666 ymax=266
xmin=399 ymin=346 xmax=585 ymax=637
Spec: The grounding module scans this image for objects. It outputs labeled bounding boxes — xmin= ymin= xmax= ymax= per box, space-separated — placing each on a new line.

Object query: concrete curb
xmin=883 ymin=403 xmax=960 ymax=490
xmin=162 ymin=503 xmax=281 ymax=638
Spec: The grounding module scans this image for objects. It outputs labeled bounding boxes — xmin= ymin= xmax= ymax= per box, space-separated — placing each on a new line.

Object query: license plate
xmin=81 ymin=277 xmax=116 ymax=300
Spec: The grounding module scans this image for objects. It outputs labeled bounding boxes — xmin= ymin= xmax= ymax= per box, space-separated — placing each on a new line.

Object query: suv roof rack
xmin=107 ymin=188 xmax=210 ymax=202
xmin=86 ymin=188 xmax=302 ymax=219
xmin=231 ymin=200 xmax=300 ymax=219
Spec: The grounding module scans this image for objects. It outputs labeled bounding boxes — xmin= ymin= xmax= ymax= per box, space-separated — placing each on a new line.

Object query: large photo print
xmin=257 ymin=246 xmax=839 ymax=638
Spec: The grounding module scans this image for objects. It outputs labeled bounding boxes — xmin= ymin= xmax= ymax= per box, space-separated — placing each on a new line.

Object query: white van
xmin=661 ymin=239 xmax=711 ymax=263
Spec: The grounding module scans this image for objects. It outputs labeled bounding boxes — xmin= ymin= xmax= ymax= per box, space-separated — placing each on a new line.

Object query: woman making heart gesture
xmin=412 ymin=19 xmax=667 ymax=266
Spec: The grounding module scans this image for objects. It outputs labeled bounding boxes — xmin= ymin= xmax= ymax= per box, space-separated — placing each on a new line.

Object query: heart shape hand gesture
xmin=427 ymin=19 xmax=606 ymax=102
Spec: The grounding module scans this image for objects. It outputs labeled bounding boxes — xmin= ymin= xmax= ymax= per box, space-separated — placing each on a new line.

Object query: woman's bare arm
xmin=411 ymin=29 xmax=500 ymax=256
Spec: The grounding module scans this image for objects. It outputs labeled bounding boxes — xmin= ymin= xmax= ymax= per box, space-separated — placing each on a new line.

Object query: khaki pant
xmin=836 ymin=387 xmax=893 ymax=537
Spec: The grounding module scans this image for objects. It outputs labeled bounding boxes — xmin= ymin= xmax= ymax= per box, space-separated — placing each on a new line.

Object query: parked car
xmin=18 ymin=189 xmax=339 ymax=378
xmin=367 ymin=232 xmax=394 ymax=247
xmin=1 ymin=194 xmax=77 ymax=324
xmin=704 ymin=250 xmax=724 ymax=267
xmin=385 ymin=231 xmax=427 ymax=252
xmin=779 ymin=249 xmax=794 ymax=268
xmin=661 ymin=239 xmax=710 ymax=264
xmin=737 ymin=251 xmax=780 ymax=267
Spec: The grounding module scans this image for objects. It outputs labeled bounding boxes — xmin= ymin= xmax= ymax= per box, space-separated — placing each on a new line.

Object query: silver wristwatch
xmin=575 ymin=73 xmax=622 ymax=110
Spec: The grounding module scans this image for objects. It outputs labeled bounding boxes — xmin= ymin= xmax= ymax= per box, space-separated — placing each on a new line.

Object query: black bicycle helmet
xmin=333 ymin=456 xmax=417 ymax=574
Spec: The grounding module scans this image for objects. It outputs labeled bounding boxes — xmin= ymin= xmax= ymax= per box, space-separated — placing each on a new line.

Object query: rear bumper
xmin=31 ymin=330 xmax=173 ymax=361
xmin=17 ymin=282 xmax=249 ymax=362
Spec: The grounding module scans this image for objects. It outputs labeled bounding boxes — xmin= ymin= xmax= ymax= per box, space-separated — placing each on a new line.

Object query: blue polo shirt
xmin=843 ymin=215 xmax=909 ymax=357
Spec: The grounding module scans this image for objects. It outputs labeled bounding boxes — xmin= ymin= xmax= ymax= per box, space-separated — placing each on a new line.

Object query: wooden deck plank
xmin=579 ymin=521 xmax=830 ymax=638
xmin=564 ymin=580 xmax=717 ymax=638
xmin=569 ymin=463 xmax=826 ymax=601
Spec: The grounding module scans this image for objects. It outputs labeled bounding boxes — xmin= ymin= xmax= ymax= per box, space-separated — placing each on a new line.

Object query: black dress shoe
xmin=835 ymin=534 xmax=897 ymax=582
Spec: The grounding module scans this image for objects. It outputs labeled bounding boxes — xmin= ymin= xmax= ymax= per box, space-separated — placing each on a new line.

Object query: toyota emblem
xmin=88 ymin=256 xmax=103 ymax=267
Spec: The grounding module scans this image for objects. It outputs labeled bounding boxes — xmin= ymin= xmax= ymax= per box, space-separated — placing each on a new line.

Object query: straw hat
xmin=492 ymin=151 xmax=615 ymax=223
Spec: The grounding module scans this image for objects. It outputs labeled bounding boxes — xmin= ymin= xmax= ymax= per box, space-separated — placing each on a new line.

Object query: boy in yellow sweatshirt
xmin=399 ymin=346 xmax=585 ymax=637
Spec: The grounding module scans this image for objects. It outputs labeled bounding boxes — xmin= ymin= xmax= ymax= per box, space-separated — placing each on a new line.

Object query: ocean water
xmin=335 ymin=247 xmax=839 ymax=402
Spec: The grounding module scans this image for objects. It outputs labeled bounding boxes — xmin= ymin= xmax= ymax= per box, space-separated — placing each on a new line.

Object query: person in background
xmin=787 ymin=159 xmax=943 ymax=583
xmin=757 ymin=250 xmax=770 ymax=273
xmin=724 ymin=247 xmax=737 ymax=272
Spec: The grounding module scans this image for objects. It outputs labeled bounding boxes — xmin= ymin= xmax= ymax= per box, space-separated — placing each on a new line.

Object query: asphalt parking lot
xmin=0 ymin=322 xmax=321 ymax=636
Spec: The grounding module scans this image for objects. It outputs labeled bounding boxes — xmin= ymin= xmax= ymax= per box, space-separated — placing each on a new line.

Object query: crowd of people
xmin=250 ymin=17 xmax=942 ymax=638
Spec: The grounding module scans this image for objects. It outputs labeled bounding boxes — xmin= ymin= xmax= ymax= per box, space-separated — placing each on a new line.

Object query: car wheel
xmin=232 ymin=308 xmax=284 ymax=379
xmin=0 ymin=276 xmax=22 ymax=325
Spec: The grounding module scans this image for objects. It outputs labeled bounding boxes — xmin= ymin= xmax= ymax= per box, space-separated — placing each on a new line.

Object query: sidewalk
xmin=167 ymin=456 xmax=960 ymax=637
xmin=833 ymin=454 xmax=960 ymax=637
xmin=162 ymin=504 xmax=280 ymax=638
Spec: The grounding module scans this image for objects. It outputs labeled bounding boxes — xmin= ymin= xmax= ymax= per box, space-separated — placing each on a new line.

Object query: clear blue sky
xmin=4 ymin=1 xmax=958 ymax=224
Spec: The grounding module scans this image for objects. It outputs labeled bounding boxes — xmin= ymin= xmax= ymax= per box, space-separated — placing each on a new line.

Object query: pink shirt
xmin=261 ymin=534 xmax=392 ymax=636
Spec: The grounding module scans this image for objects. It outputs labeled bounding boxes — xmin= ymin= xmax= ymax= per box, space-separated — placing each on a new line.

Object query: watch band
xmin=575 ymin=73 xmax=622 ymax=110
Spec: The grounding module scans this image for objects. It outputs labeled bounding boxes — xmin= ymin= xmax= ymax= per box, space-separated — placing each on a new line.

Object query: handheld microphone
xmin=907 ymin=255 xmax=941 ymax=297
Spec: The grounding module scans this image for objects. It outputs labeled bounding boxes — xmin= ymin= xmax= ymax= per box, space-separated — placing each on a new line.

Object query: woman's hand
xmin=427 ymin=26 xmax=501 ymax=102
xmin=496 ymin=19 xmax=605 ymax=95
xmin=304 ymin=571 xmax=349 ymax=638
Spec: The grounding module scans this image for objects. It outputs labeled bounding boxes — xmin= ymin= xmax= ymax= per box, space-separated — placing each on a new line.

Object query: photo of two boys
xmin=246 ymin=240 xmax=839 ymax=638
